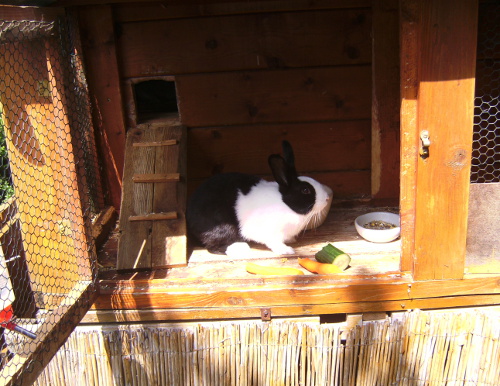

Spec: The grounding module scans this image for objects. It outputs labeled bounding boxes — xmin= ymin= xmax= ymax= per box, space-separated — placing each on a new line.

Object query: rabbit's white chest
xmin=235 ymin=181 xmax=306 ymax=244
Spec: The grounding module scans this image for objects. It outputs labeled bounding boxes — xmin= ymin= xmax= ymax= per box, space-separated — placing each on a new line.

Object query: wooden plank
xmin=129 ymin=212 xmax=178 ymax=222
xmin=371 ymin=0 xmax=400 ymax=201
xmin=413 ymin=0 xmax=478 ymax=280
xmin=0 ymin=5 xmax=63 ymax=21
xmin=151 ymin=125 xmax=187 ymax=267
xmin=91 ymin=206 xmax=118 ymax=248
xmin=82 ymin=293 xmax=500 ymax=323
xmin=399 ymin=0 xmax=420 ymax=272
xmin=187 ymin=121 xmax=371 ymax=179
xmin=0 ymin=198 xmax=19 ymax=238
xmin=132 ymin=173 xmax=180 ymax=183
xmin=113 ymin=0 xmax=372 ymax=23
xmin=116 ymin=9 xmax=371 ymax=77
xmin=176 ymin=66 xmax=371 ymax=127
xmin=188 ymin=170 xmax=371 ymax=200
xmin=117 ymin=129 xmax=155 ymax=270
xmin=117 ymin=125 xmax=187 ymax=269
xmin=133 ymin=139 xmax=177 ymax=147
xmin=78 ymin=5 xmax=126 ymax=210
xmin=46 ymin=35 xmax=95 ymax=282
xmin=93 ymin=275 xmax=500 ymax=310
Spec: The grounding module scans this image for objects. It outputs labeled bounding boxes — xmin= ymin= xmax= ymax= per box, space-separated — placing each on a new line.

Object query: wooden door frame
xmin=400 ymin=0 xmax=479 ymax=280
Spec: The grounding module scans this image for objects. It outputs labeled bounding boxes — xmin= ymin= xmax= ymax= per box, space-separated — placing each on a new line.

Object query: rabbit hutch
xmin=0 ymin=0 xmax=499 ymax=384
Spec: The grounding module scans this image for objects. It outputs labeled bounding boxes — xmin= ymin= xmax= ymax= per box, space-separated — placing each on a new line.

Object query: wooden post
xmin=410 ymin=0 xmax=478 ymax=280
xmin=371 ymin=0 xmax=400 ymax=202
xmin=78 ymin=5 xmax=127 ymax=211
xmin=399 ymin=0 xmax=420 ymax=272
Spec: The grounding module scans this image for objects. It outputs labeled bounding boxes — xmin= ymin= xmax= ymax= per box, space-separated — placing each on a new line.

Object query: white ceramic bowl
xmin=354 ymin=212 xmax=401 ymax=243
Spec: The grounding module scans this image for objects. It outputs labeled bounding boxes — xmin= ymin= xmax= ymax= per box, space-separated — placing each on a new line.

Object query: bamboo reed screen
xmin=35 ymin=309 xmax=500 ymax=385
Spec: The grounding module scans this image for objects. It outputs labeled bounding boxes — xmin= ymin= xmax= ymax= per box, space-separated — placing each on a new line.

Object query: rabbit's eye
xmin=301 ymin=187 xmax=312 ymax=195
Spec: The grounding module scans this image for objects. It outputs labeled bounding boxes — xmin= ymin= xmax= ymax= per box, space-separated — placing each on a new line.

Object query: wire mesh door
xmin=466 ymin=0 xmax=500 ymax=273
xmin=0 ymin=7 xmax=100 ymax=385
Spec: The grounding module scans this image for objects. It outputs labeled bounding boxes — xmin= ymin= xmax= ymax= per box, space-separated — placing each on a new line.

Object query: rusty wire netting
xmin=0 ymin=13 xmax=101 ymax=384
xmin=472 ymin=1 xmax=500 ymax=184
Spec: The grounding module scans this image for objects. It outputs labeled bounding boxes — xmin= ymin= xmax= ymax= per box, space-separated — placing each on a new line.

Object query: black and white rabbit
xmin=186 ymin=141 xmax=332 ymax=256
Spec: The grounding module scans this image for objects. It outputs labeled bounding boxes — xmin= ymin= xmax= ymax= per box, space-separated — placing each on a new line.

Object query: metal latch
xmin=420 ymin=130 xmax=431 ymax=158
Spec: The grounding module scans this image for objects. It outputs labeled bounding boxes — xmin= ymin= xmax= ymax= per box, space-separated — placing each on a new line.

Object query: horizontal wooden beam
xmin=111 ymin=0 xmax=372 ymax=23
xmin=117 ymin=9 xmax=371 ymax=77
xmin=83 ymin=293 xmax=500 ymax=323
xmin=176 ymin=66 xmax=371 ymax=127
xmin=129 ymin=212 xmax=178 ymax=222
xmin=132 ymin=173 xmax=180 ymax=183
xmin=132 ymin=139 xmax=177 ymax=147
xmin=0 ymin=5 xmax=63 ymax=21
xmin=93 ymin=274 xmax=500 ymax=314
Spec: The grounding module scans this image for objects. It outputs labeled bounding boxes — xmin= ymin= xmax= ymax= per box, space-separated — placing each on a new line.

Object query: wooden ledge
xmin=88 ymin=272 xmax=500 ymax=323
xmin=83 ymin=293 xmax=500 ymax=324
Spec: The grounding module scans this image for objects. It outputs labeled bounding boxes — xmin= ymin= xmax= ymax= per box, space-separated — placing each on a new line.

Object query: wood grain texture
xmin=78 ymin=5 xmax=126 ymax=210
xmin=116 ymin=9 xmax=371 ymax=77
xmin=151 ymin=125 xmax=187 ymax=267
xmin=83 ymin=293 xmax=500 ymax=323
xmin=132 ymin=173 xmax=180 ymax=183
xmin=117 ymin=125 xmax=187 ymax=270
xmin=186 ymin=206 xmax=401 ymax=272
xmin=0 ymin=4 xmax=63 ymax=21
xmin=187 ymin=170 xmax=371 ymax=200
xmin=371 ymin=0 xmax=400 ymax=200
xmin=117 ymin=129 xmax=154 ymax=270
xmin=176 ymin=66 xmax=371 ymax=127
xmin=399 ymin=0 xmax=420 ymax=272
xmin=413 ymin=0 xmax=478 ymax=280
xmin=113 ymin=0 xmax=372 ymax=23
xmin=93 ymin=275 xmax=500 ymax=311
xmin=129 ymin=212 xmax=178 ymax=222
xmin=187 ymin=121 xmax=371 ymax=178
xmin=0 ymin=36 xmax=92 ymax=307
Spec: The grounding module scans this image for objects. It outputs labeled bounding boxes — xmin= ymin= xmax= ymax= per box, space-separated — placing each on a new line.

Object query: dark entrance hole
xmin=134 ymin=79 xmax=178 ymax=123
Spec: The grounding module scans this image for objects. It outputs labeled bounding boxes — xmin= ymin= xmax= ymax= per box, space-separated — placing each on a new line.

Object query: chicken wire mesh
xmin=471 ymin=1 xmax=500 ymax=184
xmin=0 ymin=12 xmax=100 ymax=384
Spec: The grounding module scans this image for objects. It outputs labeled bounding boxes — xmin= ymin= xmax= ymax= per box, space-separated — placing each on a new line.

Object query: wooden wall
xmin=112 ymin=1 xmax=381 ymax=200
xmin=78 ymin=0 xmax=400 ymax=204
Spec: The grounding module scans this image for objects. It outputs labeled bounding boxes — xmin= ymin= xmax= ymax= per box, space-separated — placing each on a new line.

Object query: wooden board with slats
xmin=117 ymin=125 xmax=187 ymax=270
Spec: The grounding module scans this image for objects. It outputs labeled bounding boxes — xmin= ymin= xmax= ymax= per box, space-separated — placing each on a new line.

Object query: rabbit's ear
xmin=269 ymin=154 xmax=295 ymax=189
xmin=281 ymin=140 xmax=297 ymax=174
